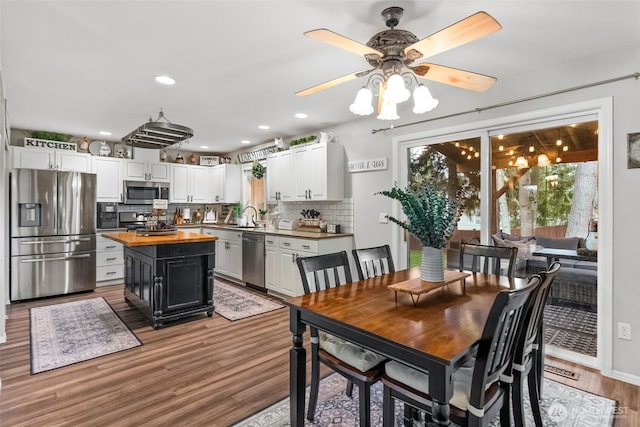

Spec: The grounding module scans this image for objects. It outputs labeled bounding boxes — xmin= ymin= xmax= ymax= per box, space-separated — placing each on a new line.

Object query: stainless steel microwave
xmin=123 ymin=181 xmax=169 ymax=204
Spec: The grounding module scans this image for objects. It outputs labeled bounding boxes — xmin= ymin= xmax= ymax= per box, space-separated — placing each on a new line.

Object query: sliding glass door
xmin=404 ymin=134 xmax=484 ymax=269
xmin=398 ymin=115 xmax=600 ymax=363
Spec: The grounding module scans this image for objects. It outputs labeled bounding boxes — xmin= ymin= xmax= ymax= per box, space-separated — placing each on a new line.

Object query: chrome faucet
xmin=243 ymin=205 xmax=258 ymax=226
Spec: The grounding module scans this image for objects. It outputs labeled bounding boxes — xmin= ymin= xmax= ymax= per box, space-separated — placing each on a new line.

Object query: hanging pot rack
xmin=122 ymin=110 xmax=193 ymax=149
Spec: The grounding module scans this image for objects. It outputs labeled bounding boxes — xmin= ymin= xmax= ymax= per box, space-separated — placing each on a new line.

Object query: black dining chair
xmin=296 ymin=251 xmax=387 ymax=426
xmin=460 ymin=242 xmax=518 ymax=277
xmin=512 ymin=262 xmax=561 ymax=427
xmin=381 ymin=274 xmax=541 ymax=427
xmin=352 ymin=244 xmax=395 ymax=280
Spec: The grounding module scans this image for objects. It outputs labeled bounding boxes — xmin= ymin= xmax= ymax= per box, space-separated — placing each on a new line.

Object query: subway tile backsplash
xmin=275 ymin=198 xmax=353 ymax=233
xmin=116 ymin=199 xmax=354 ymax=232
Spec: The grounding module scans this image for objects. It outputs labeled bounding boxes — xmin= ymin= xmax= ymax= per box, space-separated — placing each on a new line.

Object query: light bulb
xmin=385 ymin=74 xmax=411 ymax=103
xmin=377 ymin=99 xmax=399 ymax=120
xmin=412 ymin=84 xmax=438 ymax=113
xmin=349 ymin=87 xmax=374 ymax=116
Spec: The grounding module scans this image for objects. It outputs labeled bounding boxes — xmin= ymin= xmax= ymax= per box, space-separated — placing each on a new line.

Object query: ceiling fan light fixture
xmin=384 ymin=74 xmax=411 ymax=104
xmin=377 ymin=99 xmax=399 ymax=121
xmin=412 ymin=84 xmax=439 ymax=114
xmin=349 ymin=87 xmax=374 ymax=115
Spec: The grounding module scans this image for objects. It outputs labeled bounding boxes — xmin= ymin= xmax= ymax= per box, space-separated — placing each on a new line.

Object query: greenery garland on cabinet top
xmin=378 ymin=184 xmax=463 ymax=249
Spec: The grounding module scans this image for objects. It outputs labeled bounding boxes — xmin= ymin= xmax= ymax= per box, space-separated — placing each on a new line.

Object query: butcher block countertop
xmin=101 ymin=231 xmax=218 ymax=247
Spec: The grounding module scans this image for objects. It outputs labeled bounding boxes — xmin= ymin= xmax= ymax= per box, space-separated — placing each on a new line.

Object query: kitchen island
xmin=102 ymin=231 xmax=217 ymax=329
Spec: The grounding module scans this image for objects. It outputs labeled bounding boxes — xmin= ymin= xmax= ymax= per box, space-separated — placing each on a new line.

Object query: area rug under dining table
xmin=233 ymin=372 xmax=616 ymax=426
xmin=30 ymin=297 xmax=142 ymax=374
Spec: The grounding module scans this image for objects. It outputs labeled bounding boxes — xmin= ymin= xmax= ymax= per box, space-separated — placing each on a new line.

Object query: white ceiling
xmin=1 ymin=1 xmax=639 ymax=153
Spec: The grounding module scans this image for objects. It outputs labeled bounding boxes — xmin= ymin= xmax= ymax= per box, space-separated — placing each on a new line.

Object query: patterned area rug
xmin=544 ymin=304 xmax=597 ymax=357
xmin=30 ymin=297 xmax=142 ymax=374
xmin=233 ymin=373 xmax=615 ymax=427
xmin=214 ymin=281 xmax=284 ymax=321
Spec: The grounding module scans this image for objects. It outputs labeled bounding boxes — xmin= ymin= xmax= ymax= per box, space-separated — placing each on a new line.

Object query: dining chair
xmin=512 ymin=262 xmax=561 ymax=427
xmin=352 ymin=244 xmax=395 ymax=280
xmin=296 ymin=251 xmax=387 ymax=426
xmin=460 ymin=242 xmax=518 ymax=277
xmin=381 ymin=274 xmax=541 ymax=427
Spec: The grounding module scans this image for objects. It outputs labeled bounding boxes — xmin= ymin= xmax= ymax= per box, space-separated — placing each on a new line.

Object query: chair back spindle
xmin=352 ymin=245 xmax=395 ymax=280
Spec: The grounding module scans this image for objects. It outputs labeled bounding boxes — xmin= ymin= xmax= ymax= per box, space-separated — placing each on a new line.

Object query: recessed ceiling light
xmin=200 ymin=145 xmax=209 ymax=149
xmin=294 ymin=113 xmax=308 ymax=119
xmin=99 ymin=131 xmax=112 ymax=136
xmin=241 ymin=140 xmax=251 ymax=144
xmin=258 ymin=125 xmax=270 ymax=130
xmin=155 ymin=75 xmax=176 ymax=85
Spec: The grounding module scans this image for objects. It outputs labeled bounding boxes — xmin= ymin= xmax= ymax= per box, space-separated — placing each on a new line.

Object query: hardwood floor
xmin=1 ymin=284 xmax=637 ymax=426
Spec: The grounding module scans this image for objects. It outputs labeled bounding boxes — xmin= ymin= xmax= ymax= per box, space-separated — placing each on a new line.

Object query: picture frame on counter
xmin=200 ymin=155 xmax=220 ymax=166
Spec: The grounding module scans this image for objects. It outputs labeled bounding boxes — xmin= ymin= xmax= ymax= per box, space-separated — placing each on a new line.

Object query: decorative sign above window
xmin=237 ymin=146 xmax=278 ymax=163
xmin=24 ymin=137 xmax=77 ymax=152
xmin=348 ymin=158 xmax=388 ymax=173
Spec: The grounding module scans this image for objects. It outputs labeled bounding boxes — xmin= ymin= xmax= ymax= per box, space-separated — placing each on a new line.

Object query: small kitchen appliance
xmin=97 ymin=202 xmax=118 ymax=229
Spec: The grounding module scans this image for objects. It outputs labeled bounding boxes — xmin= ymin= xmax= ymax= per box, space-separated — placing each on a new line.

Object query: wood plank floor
xmin=1 ymin=284 xmax=638 ymax=426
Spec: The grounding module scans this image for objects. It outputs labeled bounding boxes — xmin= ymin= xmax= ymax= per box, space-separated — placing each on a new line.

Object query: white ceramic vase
xmin=420 ymin=246 xmax=445 ymax=282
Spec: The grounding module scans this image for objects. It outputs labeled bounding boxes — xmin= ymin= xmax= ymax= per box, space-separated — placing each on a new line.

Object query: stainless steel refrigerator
xmin=10 ymin=169 xmax=97 ymax=301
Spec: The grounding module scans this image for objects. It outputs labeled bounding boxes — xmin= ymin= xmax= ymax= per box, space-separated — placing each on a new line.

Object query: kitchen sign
xmin=237 ymin=146 xmax=278 ymax=163
xmin=24 ymin=137 xmax=77 ymax=151
xmin=348 ymin=158 xmax=387 ymax=173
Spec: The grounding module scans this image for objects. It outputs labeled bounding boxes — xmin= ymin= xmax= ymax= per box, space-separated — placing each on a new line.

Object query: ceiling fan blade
xmin=296 ymin=71 xmax=368 ymax=97
xmin=305 ymin=29 xmax=383 ymax=57
xmin=404 ymin=11 xmax=501 ymax=60
xmin=413 ymin=63 xmax=497 ymax=92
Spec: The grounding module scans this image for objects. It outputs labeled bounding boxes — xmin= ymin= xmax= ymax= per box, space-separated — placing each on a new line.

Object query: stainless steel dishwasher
xmin=242 ymin=232 xmax=265 ymax=289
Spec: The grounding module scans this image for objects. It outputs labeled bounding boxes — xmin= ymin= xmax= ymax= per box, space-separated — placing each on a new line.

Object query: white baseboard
xmin=545 ymin=345 xmax=598 ymax=368
xmin=610 ymin=370 xmax=640 ymax=386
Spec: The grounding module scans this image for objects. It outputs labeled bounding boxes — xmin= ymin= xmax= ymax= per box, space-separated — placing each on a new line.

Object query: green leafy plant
xmin=289 ymin=135 xmax=318 ymax=147
xmin=259 ymin=209 xmax=269 ymax=216
xmin=29 ymin=130 xmax=72 ymax=142
xmin=378 ymin=184 xmax=463 ymax=249
xmin=252 ymin=161 xmax=265 ymax=179
xmin=232 ymin=203 xmax=243 ymax=217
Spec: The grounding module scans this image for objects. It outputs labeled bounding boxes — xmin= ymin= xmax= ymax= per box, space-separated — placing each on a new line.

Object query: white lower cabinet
xmin=202 ymin=228 xmax=243 ymax=280
xmin=265 ymin=235 xmax=352 ymax=297
xmin=96 ymin=233 xmax=124 ymax=286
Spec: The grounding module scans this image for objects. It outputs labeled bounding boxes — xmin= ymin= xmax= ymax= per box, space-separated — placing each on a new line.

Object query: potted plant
xmin=378 ymin=184 xmax=462 ymax=282
xmin=232 ymin=203 xmax=244 ymax=225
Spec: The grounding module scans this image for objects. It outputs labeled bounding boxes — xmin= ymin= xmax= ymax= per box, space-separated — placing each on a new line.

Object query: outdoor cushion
xmin=385 ymin=357 xmax=483 ymax=412
xmin=536 ymin=236 xmax=580 ymax=250
xmin=497 ymin=231 xmax=535 ymax=242
xmin=319 ymin=331 xmax=387 ymax=372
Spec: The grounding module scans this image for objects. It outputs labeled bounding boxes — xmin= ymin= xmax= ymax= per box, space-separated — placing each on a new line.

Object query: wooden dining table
xmin=283 ymin=267 xmax=529 ymax=426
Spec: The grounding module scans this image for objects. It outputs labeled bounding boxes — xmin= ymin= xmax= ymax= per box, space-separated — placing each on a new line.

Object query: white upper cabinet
xmin=292 ymin=142 xmax=344 ymax=201
xmin=123 ymin=159 xmax=170 ymax=182
xmin=92 ymin=157 xmax=123 ymax=202
xmin=169 ymin=164 xmax=235 ymax=203
xmin=210 ymin=164 xmax=241 ymax=204
xmin=11 ymin=146 xmax=91 ymax=172
xmin=266 ymin=150 xmax=293 ymax=202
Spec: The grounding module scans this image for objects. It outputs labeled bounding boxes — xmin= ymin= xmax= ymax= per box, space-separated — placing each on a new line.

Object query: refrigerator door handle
xmin=20 ymin=238 xmax=92 ymax=245
xmin=19 ymin=253 xmax=92 ymax=263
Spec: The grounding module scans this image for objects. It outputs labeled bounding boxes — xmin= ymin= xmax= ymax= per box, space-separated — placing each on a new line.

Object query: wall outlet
xmin=379 ymin=213 xmax=388 ymax=224
xmin=618 ymin=322 xmax=631 ymax=340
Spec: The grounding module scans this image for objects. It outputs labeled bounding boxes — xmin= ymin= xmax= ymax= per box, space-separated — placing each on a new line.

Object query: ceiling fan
xmin=296 ymin=7 xmax=502 ymax=117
